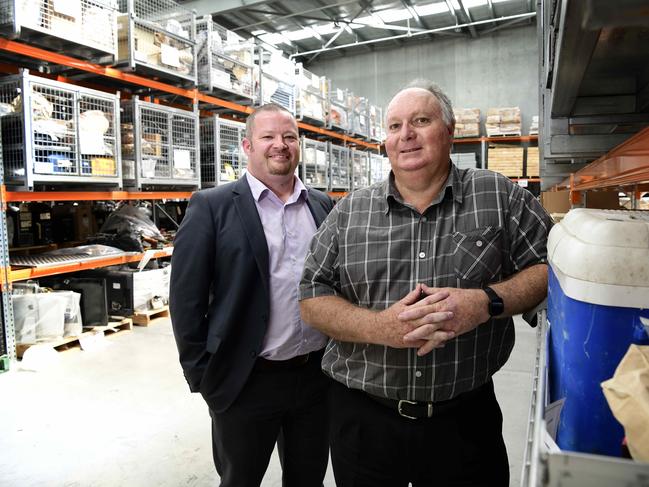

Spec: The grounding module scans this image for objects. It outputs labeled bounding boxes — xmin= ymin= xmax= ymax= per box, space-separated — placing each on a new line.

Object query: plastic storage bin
xmin=547 ymin=208 xmax=649 ymax=456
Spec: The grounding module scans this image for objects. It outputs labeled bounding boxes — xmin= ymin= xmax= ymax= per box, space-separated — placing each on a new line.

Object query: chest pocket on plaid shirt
xmin=452 ymin=226 xmax=503 ymax=285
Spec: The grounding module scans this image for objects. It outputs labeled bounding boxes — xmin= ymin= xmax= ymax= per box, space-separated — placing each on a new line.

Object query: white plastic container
xmin=547 ymin=208 xmax=649 ymax=456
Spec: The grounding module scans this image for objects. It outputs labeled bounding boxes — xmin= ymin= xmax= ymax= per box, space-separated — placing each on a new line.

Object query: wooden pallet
xmin=16 ymin=317 xmax=133 ymax=358
xmin=132 ymin=306 xmax=170 ymax=326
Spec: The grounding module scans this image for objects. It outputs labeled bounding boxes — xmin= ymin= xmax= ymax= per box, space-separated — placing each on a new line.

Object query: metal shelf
xmin=6 ymin=247 xmax=173 ymax=284
xmin=4 ymin=189 xmax=193 ymax=202
xmin=0 ymin=37 xmax=379 ymax=150
xmin=539 ymin=0 xmax=649 ymax=191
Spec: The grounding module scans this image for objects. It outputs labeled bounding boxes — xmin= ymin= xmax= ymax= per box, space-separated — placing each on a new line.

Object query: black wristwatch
xmin=483 ymin=286 xmax=504 ymax=317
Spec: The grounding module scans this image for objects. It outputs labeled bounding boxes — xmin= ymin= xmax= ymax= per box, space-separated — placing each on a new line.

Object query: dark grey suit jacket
xmin=169 ymin=175 xmax=334 ymax=413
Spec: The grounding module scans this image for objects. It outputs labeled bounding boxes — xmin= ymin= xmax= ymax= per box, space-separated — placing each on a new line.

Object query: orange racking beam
xmin=5 ymin=190 xmax=194 ymax=202
xmin=8 ymin=248 xmax=173 ymax=283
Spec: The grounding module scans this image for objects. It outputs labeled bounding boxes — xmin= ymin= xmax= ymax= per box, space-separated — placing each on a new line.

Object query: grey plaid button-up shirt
xmin=299 ymin=164 xmax=552 ymax=402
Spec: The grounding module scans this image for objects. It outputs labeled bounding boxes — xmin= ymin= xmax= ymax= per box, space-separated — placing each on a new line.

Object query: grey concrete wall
xmin=308 ymin=24 xmax=538 ymax=135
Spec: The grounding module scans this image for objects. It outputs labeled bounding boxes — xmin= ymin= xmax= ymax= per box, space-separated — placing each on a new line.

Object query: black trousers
xmin=329 ymin=378 xmax=509 ymax=487
xmin=209 ymin=353 xmax=330 ymax=487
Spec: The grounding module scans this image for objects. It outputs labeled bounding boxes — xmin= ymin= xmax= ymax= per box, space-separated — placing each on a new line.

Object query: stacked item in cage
xmin=0 ymin=70 xmax=121 ymax=188
xmin=529 ymin=115 xmax=539 ymax=135
xmin=115 ymin=0 xmax=196 ymax=83
xmin=0 ymin=0 xmax=118 ymax=62
xmin=194 ymin=17 xmax=255 ymax=101
xmin=453 ymin=108 xmax=480 ymax=138
xmin=485 ymin=107 xmax=522 ymax=136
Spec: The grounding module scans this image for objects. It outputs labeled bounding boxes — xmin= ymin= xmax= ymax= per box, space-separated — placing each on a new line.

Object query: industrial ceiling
xmin=178 ymin=0 xmax=537 ymax=65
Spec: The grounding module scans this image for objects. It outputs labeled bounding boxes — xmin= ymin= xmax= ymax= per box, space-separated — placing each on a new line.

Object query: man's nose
xmin=399 ymin=123 xmax=415 ymax=140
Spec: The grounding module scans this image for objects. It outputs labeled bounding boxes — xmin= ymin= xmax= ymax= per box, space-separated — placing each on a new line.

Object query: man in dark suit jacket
xmin=170 ymin=103 xmax=334 ymax=487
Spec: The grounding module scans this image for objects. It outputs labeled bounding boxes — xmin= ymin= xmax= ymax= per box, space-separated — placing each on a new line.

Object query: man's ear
xmin=242 ymin=137 xmax=252 ymax=156
xmin=448 ymin=123 xmax=455 ymax=137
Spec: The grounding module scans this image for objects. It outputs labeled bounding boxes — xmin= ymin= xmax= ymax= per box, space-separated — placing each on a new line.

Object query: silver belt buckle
xmin=398 ymin=399 xmax=434 ymax=419
xmin=398 ymin=399 xmax=418 ymax=419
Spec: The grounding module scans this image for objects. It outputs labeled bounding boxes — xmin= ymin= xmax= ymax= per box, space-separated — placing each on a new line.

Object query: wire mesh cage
xmin=328 ymin=142 xmax=350 ymax=191
xmin=256 ymin=46 xmax=296 ymax=114
xmin=121 ymin=97 xmax=199 ymax=190
xmin=369 ymin=104 xmax=384 ymax=142
xmin=200 ymin=116 xmax=247 ymax=187
xmin=325 ymin=82 xmax=350 ymax=133
xmin=116 ymin=0 xmax=196 ymax=84
xmin=300 ymin=137 xmax=328 ymax=190
xmin=0 ymin=0 xmax=118 ymax=62
xmin=0 ymin=70 xmax=121 ymax=189
xmin=351 ymin=148 xmax=370 ymax=190
xmin=194 ymin=17 xmax=255 ymax=103
xmin=295 ymin=64 xmax=326 ymax=126
xmin=349 ymin=94 xmax=370 ymax=140
xmin=369 ymin=153 xmax=389 ymax=185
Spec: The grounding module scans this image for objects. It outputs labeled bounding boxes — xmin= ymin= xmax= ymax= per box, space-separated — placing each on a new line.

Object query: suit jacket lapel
xmin=306 ymin=188 xmax=328 ymax=227
xmin=232 ymin=176 xmax=270 ymax=295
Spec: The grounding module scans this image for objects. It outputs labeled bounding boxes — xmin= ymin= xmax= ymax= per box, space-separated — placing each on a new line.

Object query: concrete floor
xmin=0 ymin=316 xmax=536 ymax=487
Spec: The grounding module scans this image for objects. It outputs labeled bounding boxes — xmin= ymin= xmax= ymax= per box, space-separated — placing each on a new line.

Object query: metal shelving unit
xmin=121 ymin=96 xmax=200 ymax=191
xmin=350 ymin=148 xmax=370 ymax=190
xmin=200 ymin=116 xmax=247 ymax=187
xmin=115 ymin=0 xmax=196 ymax=85
xmin=539 ymin=0 xmax=649 ymax=191
xmin=521 ymin=310 xmax=649 ymax=486
xmin=0 ymin=23 xmax=379 ymax=363
xmin=300 ymin=136 xmax=328 ymax=190
xmin=0 ymin=69 xmax=122 ymax=190
xmin=194 ymin=17 xmax=255 ymax=104
xmin=256 ymin=45 xmax=296 ymax=115
xmin=0 ymin=0 xmax=118 ymax=64
xmin=295 ymin=63 xmax=327 ymax=126
xmin=329 ymin=143 xmax=350 ymax=191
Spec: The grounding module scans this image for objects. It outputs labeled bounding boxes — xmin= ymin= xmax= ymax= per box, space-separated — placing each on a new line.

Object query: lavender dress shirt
xmin=246 ymin=172 xmax=327 ymax=360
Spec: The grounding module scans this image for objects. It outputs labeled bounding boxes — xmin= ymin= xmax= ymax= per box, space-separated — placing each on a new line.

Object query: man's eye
xmin=388 ymin=123 xmax=400 ymax=131
xmin=413 ymin=118 xmax=430 ymax=126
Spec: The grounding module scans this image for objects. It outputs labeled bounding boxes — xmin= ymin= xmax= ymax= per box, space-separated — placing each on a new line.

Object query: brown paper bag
xmin=601 ymin=345 xmax=649 ymax=462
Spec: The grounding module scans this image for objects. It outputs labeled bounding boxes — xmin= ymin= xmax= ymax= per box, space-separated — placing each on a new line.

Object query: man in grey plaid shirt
xmin=299 ymin=79 xmax=552 ymax=487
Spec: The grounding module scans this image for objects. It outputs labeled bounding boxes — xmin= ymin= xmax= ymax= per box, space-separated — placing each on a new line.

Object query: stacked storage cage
xmin=349 ymin=94 xmax=370 ymax=140
xmin=328 ymin=143 xmax=350 ymax=192
xmin=116 ymin=0 xmax=196 ymax=85
xmin=200 ymin=116 xmax=247 ymax=187
xmin=194 ymin=17 xmax=255 ymax=104
xmin=0 ymin=0 xmax=118 ymax=63
xmin=350 ymin=148 xmax=370 ymax=190
xmin=369 ymin=153 xmax=388 ymax=185
xmin=300 ymin=137 xmax=328 ymax=190
xmin=325 ymin=82 xmax=350 ymax=133
xmin=369 ymin=105 xmax=384 ymax=142
xmin=0 ymin=70 xmax=122 ymax=190
xmin=256 ymin=45 xmax=296 ymax=114
xmin=295 ymin=64 xmax=327 ymax=126
xmin=121 ymin=96 xmax=199 ymax=191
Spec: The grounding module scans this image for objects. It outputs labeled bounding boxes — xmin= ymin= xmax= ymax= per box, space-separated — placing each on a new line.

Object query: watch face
xmin=490 ymin=300 xmax=505 ymax=316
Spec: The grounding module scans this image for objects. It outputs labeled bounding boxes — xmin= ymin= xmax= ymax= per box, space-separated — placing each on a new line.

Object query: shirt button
xmin=418 ymin=252 xmax=426 ymax=258
xmin=476 ymin=240 xmax=483 ymax=248
xmin=415 ymin=370 xmax=422 ymax=378
xmin=421 ymin=216 xmax=428 ymax=222
xmin=250 ymin=350 xmax=257 ymax=358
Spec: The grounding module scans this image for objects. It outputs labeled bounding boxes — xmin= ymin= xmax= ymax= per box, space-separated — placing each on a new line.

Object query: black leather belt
xmin=254 ymin=349 xmax=322 ymax=371
xmin=365 ymin=381 xmax=489 ymax=419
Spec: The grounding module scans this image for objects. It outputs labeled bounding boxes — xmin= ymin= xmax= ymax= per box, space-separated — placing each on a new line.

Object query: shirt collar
xmin=245 ymin=171 xmax=308 ymax=204
xmin=382 ymin=160 xmax=463 ymax=214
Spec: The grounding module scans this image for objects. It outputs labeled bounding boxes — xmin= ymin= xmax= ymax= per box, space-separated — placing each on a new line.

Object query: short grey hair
xmin=245 ymin=103 xmax=296 ymax=139
xmin=398 ymin=79 xmax=456 ymax=128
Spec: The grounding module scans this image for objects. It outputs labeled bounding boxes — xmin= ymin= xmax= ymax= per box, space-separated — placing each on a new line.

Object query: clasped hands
xmin=380 ymin=283 xmax=491 ymax=356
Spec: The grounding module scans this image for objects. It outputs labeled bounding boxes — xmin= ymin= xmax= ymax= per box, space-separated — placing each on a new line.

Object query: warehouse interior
xmin=1 ymin=0 xmax=649 ymax=486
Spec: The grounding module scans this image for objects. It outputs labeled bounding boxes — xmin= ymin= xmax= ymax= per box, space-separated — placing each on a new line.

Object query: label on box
xmin=161 ymin=44 xmax=180 ymax=68
xmin=174 ymin=149 xmax=191 ymax=169
xmin=34 ymin=162 xmax=55 ymax=174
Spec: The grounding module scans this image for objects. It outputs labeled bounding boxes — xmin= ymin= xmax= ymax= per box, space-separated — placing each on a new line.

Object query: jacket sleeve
xmin=169 ymin=190 xmax=216 ymax=392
